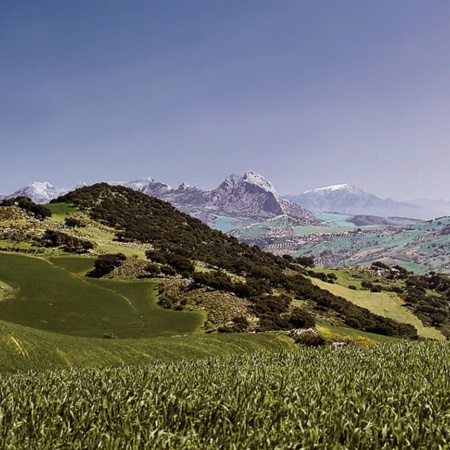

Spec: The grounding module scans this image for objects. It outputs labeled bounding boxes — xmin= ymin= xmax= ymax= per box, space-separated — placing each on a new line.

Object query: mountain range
xmin=2 ymin=174 xmax=449 ymax=224
xmin=285 ymin=184 xmax=443 ymax=220
xmin=1 ymin=172 xmax=321 ymax=229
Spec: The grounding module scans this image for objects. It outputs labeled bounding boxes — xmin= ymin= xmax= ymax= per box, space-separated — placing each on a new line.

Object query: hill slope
xmin=50 ymin=183 xmax=418 ymax=339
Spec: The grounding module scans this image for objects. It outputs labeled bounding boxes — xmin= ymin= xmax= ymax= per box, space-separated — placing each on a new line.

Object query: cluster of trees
xmin=401 ymin=272 xmax=450 ymax=336
xmin=41 ymin=230 xmax=94 ymax=253
xmin=87 ymin=253 xmax=127 ymax=278
xmin=53 ymin=184 xmax=420 ymax=338
xmin=343 ymin=261 xmax=450 ymax=337
xmin=1 ymin=197 xmax=52 ymax=220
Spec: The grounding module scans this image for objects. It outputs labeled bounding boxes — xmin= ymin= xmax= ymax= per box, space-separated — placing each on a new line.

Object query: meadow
xmin=0 ymin=253 xmax=205 ymax=339
xmin=1 ymin=342 xmax=450 ymax=449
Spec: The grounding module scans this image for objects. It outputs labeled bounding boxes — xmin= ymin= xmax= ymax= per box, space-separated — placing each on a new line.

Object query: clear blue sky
xmin=2 ymin=0 xmax=450 ymax=200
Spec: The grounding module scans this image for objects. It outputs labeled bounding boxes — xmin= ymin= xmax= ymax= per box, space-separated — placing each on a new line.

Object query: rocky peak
xmin=242 ymin=171 xmax=279 ymax=197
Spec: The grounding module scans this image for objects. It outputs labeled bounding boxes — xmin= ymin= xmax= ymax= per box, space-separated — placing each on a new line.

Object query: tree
xmin=295 ymin=256 xmax=315 ymax=268
xmin=88 ymin=253 xmax=127 ymax=278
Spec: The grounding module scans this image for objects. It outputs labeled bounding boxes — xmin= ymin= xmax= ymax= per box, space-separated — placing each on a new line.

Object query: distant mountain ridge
xmin=1 ymin=182 xmax=67 ymax=204
xmin=286 ymin=183 xmax=442 ymax=220
xmin=2 ymin=172 xmax=321 ymax=228
xmin=4 ymin=177 xmax=449 ymax=223
xmin=124 ymin=171 xmax=321 ymax=227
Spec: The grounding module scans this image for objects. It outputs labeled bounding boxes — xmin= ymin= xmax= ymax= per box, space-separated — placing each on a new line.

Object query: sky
xmin=2 ymin=1 xmax=450 ymax=200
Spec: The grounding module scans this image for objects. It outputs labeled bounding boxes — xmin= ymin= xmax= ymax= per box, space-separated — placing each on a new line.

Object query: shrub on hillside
xmin=1 ymin=196 xmax=52 ymax=220
xmin=87 ymin=253 xmax=127 ymax=278
xmin=64 ymin=216 xmax=86 ymax=228
xmin=41 ymin=230 xmax=94 ymax=253
xmin=295 ymin=256 xmax=315 ymax=267
xmin=295 ymin=330 xmax=327 ymax=346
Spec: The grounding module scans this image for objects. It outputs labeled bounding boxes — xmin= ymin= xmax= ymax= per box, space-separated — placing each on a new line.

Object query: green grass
xmin=0 ymin=318 xmax=295 ymax=373
xmin=293 ymin=225 xmax=354 ymax=235
xmin=46 ymin=202 xmax=80 ymax=221
xmin=311 ymin=277 xmax=445 ymax=340
xmin=49 ymin=255 xmax=96 ymax=274
xmin=0 ymin=253 xmax=205 ymax=339
xmin=317 ymin=323 xmax=399 ymax=343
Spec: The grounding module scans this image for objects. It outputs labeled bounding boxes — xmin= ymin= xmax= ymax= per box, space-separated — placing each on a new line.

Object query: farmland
xmin=234 ymin=214 xmax=450 ymax=274
xmin=1 ymin=342 xmax=450 ymax=449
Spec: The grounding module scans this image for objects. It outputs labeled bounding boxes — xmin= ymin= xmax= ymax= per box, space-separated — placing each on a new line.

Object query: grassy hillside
xmin=49 ymin=184 xmax=419 ymax=339
xmin=2 ymin=185 xmax=441 ymax=345
xmin=0 ymin=253 xmax=205 ymax=338
xmin=0 ymin=318 xmax=294 ymax=373
xmin=312 ymin=277 xmax=445 ymax=340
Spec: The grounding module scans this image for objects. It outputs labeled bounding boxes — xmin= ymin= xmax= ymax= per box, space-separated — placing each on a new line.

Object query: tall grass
xmin=1 ymin=342 xmax=450 ymax=448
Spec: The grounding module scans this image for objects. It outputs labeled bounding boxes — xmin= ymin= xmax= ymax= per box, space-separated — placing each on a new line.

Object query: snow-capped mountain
xmin=2 ymin=172 xmax=320 ymax=229
xmin=2 ymin=182 xmax=67 ymax=204
xmin=206 ymin=171 xmax=320 ymax=223
xmin=122 ymin=171 xmax=321 ymax=226
xmin=285 ymin=184 xmax=441 ymax=220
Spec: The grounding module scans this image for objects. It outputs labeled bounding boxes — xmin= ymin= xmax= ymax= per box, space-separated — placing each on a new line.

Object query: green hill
xmin=51 ymin=184 xmax=419 ymax=339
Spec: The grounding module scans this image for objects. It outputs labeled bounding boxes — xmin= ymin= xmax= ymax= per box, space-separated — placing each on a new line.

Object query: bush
xmin=87 ymin=253 xmax=127 ymax=278
xmin=295 ymin=330 xmax=327 ymax=346
xmin=295 ymin=256 xmax=315 ymax=267
xmin=288 ymin=307 xmax=315 ymax=329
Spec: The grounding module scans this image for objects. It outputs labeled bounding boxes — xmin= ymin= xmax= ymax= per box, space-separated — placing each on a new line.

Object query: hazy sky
xmin=2 ymin=1 xmax=450 ymax=200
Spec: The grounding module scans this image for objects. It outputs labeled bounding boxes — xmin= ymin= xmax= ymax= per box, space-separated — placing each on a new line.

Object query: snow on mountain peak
xmin=304 ymin=183 xmax=360 ymax=195
xmin=28 ymin=181 xmax=54 ymax=194
xmin=243 ymin=171 xmax=279 ymax=196
xmin=177 ymin=182 xmax=191 ymax=190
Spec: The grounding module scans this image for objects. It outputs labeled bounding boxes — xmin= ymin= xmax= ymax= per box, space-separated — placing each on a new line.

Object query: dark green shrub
xmin=87 ymin=253 xmax=127 ymax=278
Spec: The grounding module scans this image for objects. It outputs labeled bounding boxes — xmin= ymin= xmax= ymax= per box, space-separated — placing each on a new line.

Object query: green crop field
xmin=1 ymin=341 xmax=450 ymax=449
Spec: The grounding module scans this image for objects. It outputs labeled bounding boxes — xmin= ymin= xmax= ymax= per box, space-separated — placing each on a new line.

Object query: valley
xmin=235 ymin=215 xmax=450 ymax=274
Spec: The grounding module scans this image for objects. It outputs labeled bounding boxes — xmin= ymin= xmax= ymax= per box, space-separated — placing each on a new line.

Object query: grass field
xmin=0 ymin=253 xmax=205 ymax=339
xmin=0 ymin=318 xmax=295 ymax=372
